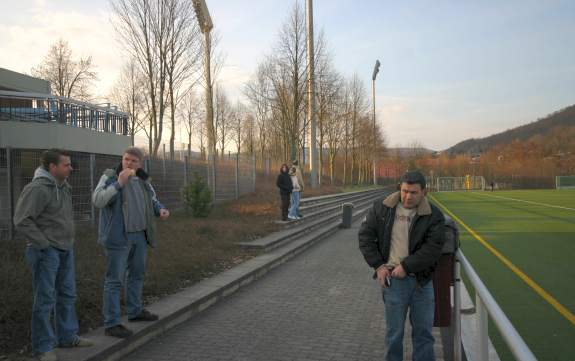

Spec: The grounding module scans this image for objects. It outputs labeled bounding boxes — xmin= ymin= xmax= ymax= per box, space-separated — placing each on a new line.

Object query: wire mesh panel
xmin=214 ymin=158 xmax=237 ymax=203
xmin=0 ymin=148 xmax=257 ymax=241
xmin=147 ymin=158 xmax=188 ymax=211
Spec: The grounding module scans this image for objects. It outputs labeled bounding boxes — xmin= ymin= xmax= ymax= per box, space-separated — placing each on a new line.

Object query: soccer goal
xmin=436 ymin=175 xmax=485 ymax=192
xmin=555 ymin=176 xmax=575 ymax=189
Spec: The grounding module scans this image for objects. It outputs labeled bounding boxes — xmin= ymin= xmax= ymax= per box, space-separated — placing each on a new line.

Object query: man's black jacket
xmin=358 ymin=191 xmax=446 ymax=286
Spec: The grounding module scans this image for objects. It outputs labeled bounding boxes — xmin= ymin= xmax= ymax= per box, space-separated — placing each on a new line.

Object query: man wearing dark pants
xmin=358 ymin=170 xmax=445 ymax=361
xmin=92 ymin=147 xmax=169 ymax=338
xmin=14 ymin=149 xmax=93 ymax=361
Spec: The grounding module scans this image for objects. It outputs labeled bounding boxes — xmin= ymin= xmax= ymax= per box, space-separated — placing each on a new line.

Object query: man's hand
xmin=391 ymin=264 xmax=407 ymax=279
xmin=159 ymin=208 xmax=170 ymax=220
xmin=376 ymin=266 xmax=391 ymax=288
xmin=118 ymin=168 xmax=135 ymax=187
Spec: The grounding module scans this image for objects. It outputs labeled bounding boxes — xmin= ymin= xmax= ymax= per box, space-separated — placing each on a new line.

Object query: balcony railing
xmin=0 ymin=90 xmax=129 ymax=136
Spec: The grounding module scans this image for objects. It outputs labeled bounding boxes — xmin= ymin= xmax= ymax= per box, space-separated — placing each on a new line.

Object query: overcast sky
xmin=1 ymin=0 xmax=574 ymax=150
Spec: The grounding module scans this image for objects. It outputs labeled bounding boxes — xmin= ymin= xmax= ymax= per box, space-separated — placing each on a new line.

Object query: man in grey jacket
xmin=14 ymin=149 xmax=93 ymax=361
xmin=92 ymin=147 xmax=169 ymax=339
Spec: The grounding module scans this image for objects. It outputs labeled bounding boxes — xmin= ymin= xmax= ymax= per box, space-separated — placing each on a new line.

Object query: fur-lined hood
xmin=382 ymin=191 xmax=431 ymax=216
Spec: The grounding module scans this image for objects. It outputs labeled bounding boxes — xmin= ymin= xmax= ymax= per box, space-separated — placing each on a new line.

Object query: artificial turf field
xmin=429 ymin=189 xmax=575 ymax=361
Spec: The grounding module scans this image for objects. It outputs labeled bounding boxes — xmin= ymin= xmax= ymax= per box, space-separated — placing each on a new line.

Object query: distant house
xmin=0 ymin=67 xmax=130 ymax=155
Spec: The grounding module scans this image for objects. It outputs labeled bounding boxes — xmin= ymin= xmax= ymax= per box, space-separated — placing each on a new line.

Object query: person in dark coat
xmin=358 ymin=170 xmax=445 ymax=361
xmin=276 ymin=164 xmax=293 ymax=221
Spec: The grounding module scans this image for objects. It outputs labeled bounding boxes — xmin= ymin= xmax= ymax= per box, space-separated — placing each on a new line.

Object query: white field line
xmin=477 ymin=192 xmax=575 ymax=211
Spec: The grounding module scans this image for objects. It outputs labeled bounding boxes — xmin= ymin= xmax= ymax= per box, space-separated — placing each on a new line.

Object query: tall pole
xmin=372 ymin=60 xmax=381 ymax=186
xmin=372 ymin=79 xmax=376 ymax=185
xmin=307 ymin=0 xmax=318 ymax=188
xmin=204 ymin=30 xmax=216 ymax=202
xmin=193 ymin=0 xmax=216 ymax=203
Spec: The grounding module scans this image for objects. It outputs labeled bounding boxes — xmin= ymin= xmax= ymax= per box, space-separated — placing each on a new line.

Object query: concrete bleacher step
xmin=239 ymin=191 xmax=389 ymax=252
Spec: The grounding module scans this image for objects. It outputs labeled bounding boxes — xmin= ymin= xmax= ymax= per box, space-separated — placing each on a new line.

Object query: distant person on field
xmin=288 ymin=166 xmax=302 ymax=220
xmin=92 ymin=147 xmax=170 ymax=339
xmin=14 ymin=149 xmax=93 ymax=361
xmin=358 ymin=170 xmax=446 ymax=361
xmin=491 ymin=181 xmax=495 ymax=192
xmin=291 ymin=159 xmax=305 ymax=217
xmin=276 ymin=163 xmax=293 ymax=221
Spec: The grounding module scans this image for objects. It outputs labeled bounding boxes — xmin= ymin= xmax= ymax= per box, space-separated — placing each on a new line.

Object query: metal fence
xmin=0 ymin=90 xmax=129 ymax=136
xmin=0 ymin=148 xmax=256 ymax=241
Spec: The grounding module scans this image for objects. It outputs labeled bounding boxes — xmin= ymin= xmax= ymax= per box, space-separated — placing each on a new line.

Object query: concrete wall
xmin=0 ymin=121 xmax=131 ymax=155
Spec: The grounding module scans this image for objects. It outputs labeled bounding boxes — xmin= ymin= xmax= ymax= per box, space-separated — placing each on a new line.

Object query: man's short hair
xmin=123 ymin=147 xmax=144 ymax=162
xmin=400 ymin=170 xmax=426 ymax=189
xmin=41 ymin=149 xmax=70 ymax=170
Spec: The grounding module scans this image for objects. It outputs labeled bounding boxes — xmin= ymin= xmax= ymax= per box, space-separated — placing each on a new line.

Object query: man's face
xmin=49 ymin=155 xmax=73 ymax=182
xmin=122 ymin=153 xmax=141 ymax=170
xmin=400 ymin=182 xmax=426 ymax=209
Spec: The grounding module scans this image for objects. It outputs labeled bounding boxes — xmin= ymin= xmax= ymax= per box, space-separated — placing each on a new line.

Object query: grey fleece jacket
xmin=13 ymin=167 xmax=75 ymax=250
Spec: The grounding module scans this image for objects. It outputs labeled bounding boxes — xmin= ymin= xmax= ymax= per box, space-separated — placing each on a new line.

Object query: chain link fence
xmin=0 ymin=148 xmax=256 ymax=241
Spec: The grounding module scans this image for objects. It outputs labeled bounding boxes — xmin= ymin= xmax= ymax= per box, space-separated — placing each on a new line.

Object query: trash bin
xmin=433 ymin=215 xmax=460 ymax=327
xmin=341 ymin=203 xmax=354 ymax=228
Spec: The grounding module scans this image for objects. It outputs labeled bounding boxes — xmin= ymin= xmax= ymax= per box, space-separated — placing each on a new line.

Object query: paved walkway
xmin=123 ymin=224 xmax=445 ymax=361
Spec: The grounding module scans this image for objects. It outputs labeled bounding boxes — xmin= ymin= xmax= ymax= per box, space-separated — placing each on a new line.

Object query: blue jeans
xmin=26 ymin=246 xmax=79 ymax=354
xmin=382 ymin=277 xmax=435 ymax=361
xmin=103 ymin=231 xmax=148 ymax=327
xmin=288 ymin=191 xmax=301 ymax=218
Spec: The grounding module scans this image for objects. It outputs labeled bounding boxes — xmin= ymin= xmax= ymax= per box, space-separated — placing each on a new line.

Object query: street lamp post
xmin=192 ymin=0 xmax=216 ymax=202
xmin=372 ymin=60 xmax=381 ymax=186
xmin=307 ymin=0 xmax=318 ymax=188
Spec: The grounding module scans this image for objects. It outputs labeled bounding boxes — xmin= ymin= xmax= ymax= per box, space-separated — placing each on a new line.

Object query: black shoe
xmin=105 ymin=324 xmax=133 ymax=338
xmin=128 ymin=309 xmax=159 ymax=322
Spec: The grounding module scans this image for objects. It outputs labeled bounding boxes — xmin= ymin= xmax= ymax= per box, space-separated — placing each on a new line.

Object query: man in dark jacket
xmin=276 ymin=163 xmax=293 ymax=221
xmin=92 ymin=147 xmax=169 ymax=339
xmin=358 ymin=170 xmax=445 ymax=361
xmin=14 ymin=149 xmax=93 ymax=361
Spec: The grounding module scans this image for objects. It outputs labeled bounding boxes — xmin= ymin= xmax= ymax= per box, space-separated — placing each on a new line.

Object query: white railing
xmin=453 ymin=250 xmax=537 ymax=361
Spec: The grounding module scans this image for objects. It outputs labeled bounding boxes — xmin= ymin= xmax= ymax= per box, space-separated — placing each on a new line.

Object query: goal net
xmin=555 ymin=176 xmax=575 ymax=189
xmin=436 ymin=176 xmax=485 ymax=192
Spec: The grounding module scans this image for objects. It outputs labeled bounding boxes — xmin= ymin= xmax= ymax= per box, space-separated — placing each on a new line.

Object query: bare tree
xmin=111 ymin=0 xmax=174 ymax=156
xmin=109 ymin=59 xmax=147 ymax=145
xmin=31 ymin=38 xmax=97 ymax=101
xmin=165 ymin=0 xmax=202 ymax=159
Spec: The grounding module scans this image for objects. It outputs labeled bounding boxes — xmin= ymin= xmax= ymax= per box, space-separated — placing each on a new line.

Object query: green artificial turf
xmin=430 ymin=190 xmax=575 ymax=361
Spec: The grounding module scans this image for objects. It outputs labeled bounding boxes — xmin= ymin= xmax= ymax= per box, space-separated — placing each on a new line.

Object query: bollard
xmin=341 ymin=203 xmax=354 ymax=228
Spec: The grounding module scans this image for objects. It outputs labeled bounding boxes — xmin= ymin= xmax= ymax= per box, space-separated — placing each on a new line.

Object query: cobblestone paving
xmin=123 ymin=224 xmax=444 ymax=361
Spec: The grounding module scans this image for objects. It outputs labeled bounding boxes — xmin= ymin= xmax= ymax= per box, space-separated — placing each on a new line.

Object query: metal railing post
xmin=89 ymin=153 xmax=96 ymax=227
xmin=453 ymin=260 xmax=462 ymax=361
xmin=6 ymin=147 xmax=14 ymax=240
xmin=477 ymin=294 xmax=489 ymax=361
xmin=235 ymin=153 xmax=239 ymax=199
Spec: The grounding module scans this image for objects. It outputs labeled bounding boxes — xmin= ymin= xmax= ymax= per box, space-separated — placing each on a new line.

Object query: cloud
xmin=0 ymin=1 xmax=123 ymax=99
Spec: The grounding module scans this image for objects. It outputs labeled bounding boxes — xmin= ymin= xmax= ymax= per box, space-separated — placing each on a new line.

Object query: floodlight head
xmin=192 ymin=0 xmax=213 ymax=33
xmin=372 ymin=60 xmax=381 ymax=81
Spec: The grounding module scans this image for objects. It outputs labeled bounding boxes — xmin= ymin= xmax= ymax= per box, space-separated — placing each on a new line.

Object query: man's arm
xmin=92 ymin=173 xmax=121 ymax=209
xmin=358 ymin=204 xmax=385 ymax=270
xmin=148 ymin=183 xmax=168 ymax=218
xmin=401 ymin=211 xmax=445 ymax=274
xmin=13 ymin=185 xmax=51 ymax=249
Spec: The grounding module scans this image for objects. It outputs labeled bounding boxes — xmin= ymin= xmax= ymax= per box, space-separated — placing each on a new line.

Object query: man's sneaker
xmin=128 ymin=309 xmax=159 ymax=322
xmin=105 ymin=324 xmax=133 ymax=338
xmin=37 ymin=350 xmax=58 ymax=361
xmin=59 ymin=336 xmax=94 ymax=348
xmin=287 ymin=215 xmax=298 ymax=220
